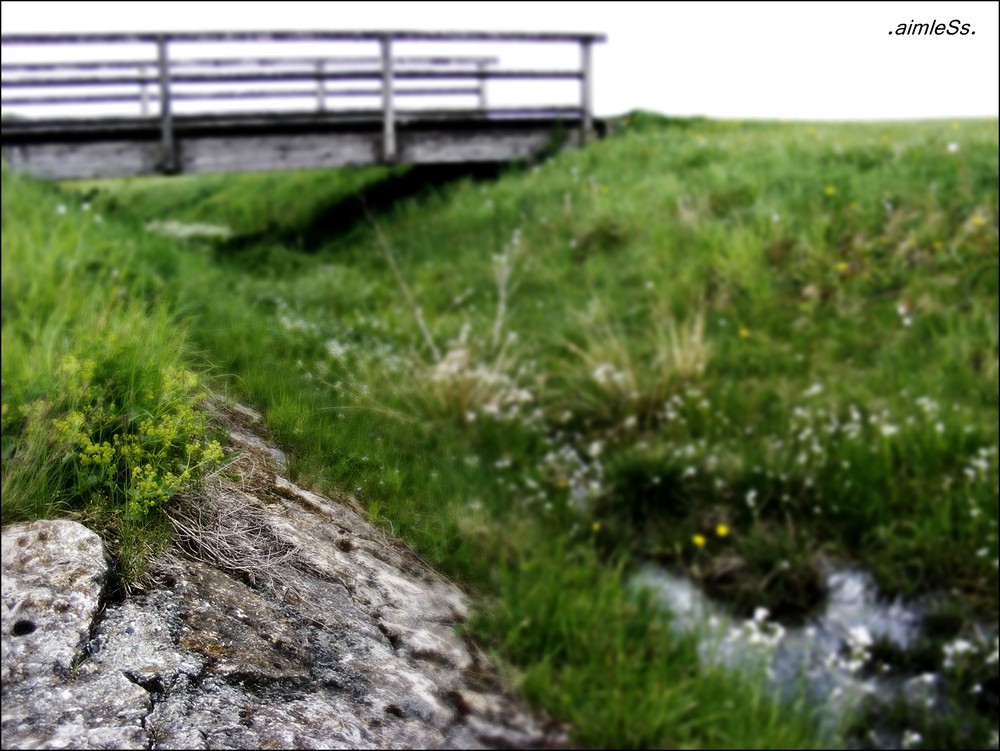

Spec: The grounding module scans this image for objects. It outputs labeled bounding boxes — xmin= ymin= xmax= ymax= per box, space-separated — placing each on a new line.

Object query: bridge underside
xmin=1 ymin=111 xmax=584 ymax=181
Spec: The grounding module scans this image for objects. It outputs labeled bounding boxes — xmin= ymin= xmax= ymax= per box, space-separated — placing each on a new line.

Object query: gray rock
xmin=2 ymin=519 xmax=151 ymax=749
xmin=1 ymin=405 xmax=565 ymax=749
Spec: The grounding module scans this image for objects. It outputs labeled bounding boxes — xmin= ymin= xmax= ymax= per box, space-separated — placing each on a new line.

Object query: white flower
xmin=592 ymin=363 xmax=616 ymax=386
xmin=947 ymin=142 xmax=959 ymax=153
xmin=848 ymin=625 xmax=873 ymax=650
xmin=325 ymin=339 xmax=348 ymax=358
xmin=943 ymin=638 xmax=976 ymax=669
xmin=803 ymin=383 xmax=824 ymax=398
xmin=880 ymin=424 xmax=899 ymax=437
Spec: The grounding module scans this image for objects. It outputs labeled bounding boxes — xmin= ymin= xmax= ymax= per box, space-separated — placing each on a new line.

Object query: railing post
xmin=580 ymin=37 xmax=594 ymax=144
xmin=316 ymin=59 xmax=326 ymax=112
xmin=477 ymin=61 xmax=488 ymax=110
xmin=380 ymin=34 xmax=396 ymax=162
xmin=139 ymin=63 xmax=149 ymax=117
xmin=156 ymin=35 xmax=177 ymax=173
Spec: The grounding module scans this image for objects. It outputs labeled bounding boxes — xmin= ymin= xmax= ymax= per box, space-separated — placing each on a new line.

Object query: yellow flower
xmin=739 ymin=327 xmax=751 ymax=339
xmin=592 ymin=521 xmax=602 ymax=533
xmin=972 ymin=215 xmax=985 ymax=227
xmin=555 ymin=477 xmax=569 ymax=490
xmin=835 ymin=261 xmax=849 ymax=274
xmin=716 ymin=523 xmax=730 ymax=538
xmin=692 ymin=534 xmax=707 ymax=548
xmin=824 ymin=185 xmax=837 ymax=197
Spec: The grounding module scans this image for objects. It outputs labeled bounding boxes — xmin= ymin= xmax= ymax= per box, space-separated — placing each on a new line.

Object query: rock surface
xmin=1 ymin=406 xmax=564 ymax=749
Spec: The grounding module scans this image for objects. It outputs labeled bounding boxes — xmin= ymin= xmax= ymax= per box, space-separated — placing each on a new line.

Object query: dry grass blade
xmin=559 ymin=305 xmax=710 ymax=427
xmin=167 ymin=486 xmax=301 ymax=593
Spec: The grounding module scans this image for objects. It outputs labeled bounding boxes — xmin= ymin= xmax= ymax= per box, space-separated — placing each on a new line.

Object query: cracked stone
xmin=1 ymin=403 xmax=566 ymax=749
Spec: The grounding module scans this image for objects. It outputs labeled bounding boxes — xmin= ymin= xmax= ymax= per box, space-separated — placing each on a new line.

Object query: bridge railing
xmin=2 ymin=31 xmax=606 ymax=169
xmin=2 ymin=55 xmax=501 ymax=115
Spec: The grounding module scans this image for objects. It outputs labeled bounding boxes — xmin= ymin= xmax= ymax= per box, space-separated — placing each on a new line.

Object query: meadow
xmin=2 ymin=114 xmax=997 ymax=748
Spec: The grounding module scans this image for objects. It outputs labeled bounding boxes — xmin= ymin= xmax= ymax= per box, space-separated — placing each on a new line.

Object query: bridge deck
xmin=1 ymin=30 xmax=605 ymax=180
xmin=2 ymin=109 xmax=587 ymax=180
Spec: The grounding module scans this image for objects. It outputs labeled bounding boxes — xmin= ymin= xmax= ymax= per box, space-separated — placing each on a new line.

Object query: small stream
xmin=629 ymin=563 xmax=992 ymax=748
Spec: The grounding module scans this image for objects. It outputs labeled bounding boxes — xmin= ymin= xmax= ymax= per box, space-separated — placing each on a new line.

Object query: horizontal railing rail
xmin=1 ymin=31 xmax=606 ymax=43
xmin=2 ymin=30 xmax=605 ymax=171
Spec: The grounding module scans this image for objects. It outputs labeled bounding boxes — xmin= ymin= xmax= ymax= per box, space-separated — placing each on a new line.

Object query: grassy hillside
xmin=3 ymin=114 xmax=997 ymax=748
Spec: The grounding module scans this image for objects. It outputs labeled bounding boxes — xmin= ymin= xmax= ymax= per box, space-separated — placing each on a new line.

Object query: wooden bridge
xmin=1 ymin=30 xmax=606 ymax=180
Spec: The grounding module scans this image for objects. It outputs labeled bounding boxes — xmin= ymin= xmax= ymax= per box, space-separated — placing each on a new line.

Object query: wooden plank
xmin=2 ymin=31 xmax=606 ymax=44
xmin=1 ymin=122 xmax=579 ymax=179
xmin=1 ymin=140 xmax=161 ymax=180
xmin=1 ymin=69 xmax=580 ymax=88
xmin=580 ymin=39 xmax=594 ymax=143
xmin=179 ymin=133 xmax=381 ymax=173
xmin=0 ymin=110 xmax=586 ymax=146
xmin=316 ymin=60 xmax=325 ymax=111
xmin=156 ymin=35 xmax=176 ymax=173
xmin=399 ymin=128 xmax=577 ymax=164
xmin=380 ymin=35 xmax=395 ymax=162
xmin=2 ymin=55 xmax=501 ymax=73
xmin=3 ymin=87 xmax=485 ymax=108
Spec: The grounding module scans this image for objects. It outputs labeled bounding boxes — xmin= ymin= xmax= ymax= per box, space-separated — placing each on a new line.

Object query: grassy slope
xmin=4 ymin=114 xmax=997 ymax=748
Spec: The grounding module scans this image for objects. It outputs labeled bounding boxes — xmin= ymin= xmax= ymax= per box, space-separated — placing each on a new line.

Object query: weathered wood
xmin=2 ymin=108 xmax=584 ymax=136
xmin=315 ymin=60 xmax=325 ymax=111
xmin=398 ymin=128 xmax=580 ymax=164
xmin=2 ymin=31 xmax=606 ymax=44
xmin=2 ymin=87 xmax=485 ymax=108
xmin=139 ymin=64 xmax=150 ymax=116
xmin=1 ymin=140 xmax=162 ymax=180
xmin=1 ymin=123 xmax=579 ymax=180
xmin=1 ymin=55 xmax=501 ymax=74
xmin=1 ymin=30 xmax=605 ymax=177
xmin=180 ymin=133 xmax=381 ymax=173
xmin=580 ymin=39 xmax=594 ymax=143
xmin=380 ymin=35 xmax=395 ymax=162
xmin=477 ymin=62 xmax=488 ymax=110
xmin=1 ymin=69 xmax=581 ymax=90
xmin=156 ymin=35 xmax=176 ymax=173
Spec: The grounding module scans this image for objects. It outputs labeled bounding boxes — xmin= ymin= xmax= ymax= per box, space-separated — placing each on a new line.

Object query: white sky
xmin=2 ymin=0 xmax=998 ymax=120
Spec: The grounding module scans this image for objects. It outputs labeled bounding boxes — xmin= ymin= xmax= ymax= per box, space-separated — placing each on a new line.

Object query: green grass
xmin=3 ymin=113 xmax=997 ymax=748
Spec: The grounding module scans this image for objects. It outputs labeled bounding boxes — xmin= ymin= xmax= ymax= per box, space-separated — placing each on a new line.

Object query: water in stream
xmin=630 ymin=563 xmax=997 ymax=748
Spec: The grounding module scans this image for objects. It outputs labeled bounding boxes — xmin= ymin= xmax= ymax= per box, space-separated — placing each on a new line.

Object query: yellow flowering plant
xmin=32 ymin=354 xmax=226 ymax=519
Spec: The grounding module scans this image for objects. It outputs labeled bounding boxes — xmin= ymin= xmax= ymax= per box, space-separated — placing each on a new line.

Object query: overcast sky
xmin=2 ymin=0 xmax=998 ymax=120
